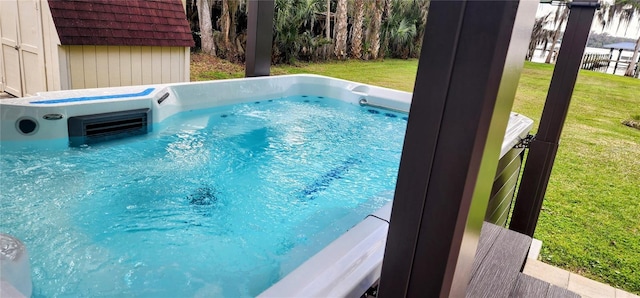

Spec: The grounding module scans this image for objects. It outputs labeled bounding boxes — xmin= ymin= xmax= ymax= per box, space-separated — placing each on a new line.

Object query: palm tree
xmin=598 ymin=0 xmax=640 ymax=77
xmin=298 ymin=0 xmax=327 ymax=60
xmin=414 ymin=0 xmax=430 ymax=51
xmin=299 ymin=0 xmax=323 ymax=34
xmin=527 ymin=13 xmax=553 ymax=61
xmin=196 ymin=0 xmax=215 ymax=55
xmin=350 ymin=0 xmax=365 ymax=59
xmin=273 ymin=0 xmax=301 ymax=63
xmin=383 ymin=0 xmax=392 ymax=20
xmin=379 ymin=0 xmax=393 ymax=58
xmin=382 ymin=0 xmax=422 ymax=59
xmin=367 ymin=0 xmax=383 ymax=59
xmin=272 ymin=0 xmax=329 ymax=63
xmin=334 ymin=0 xmax=348 ymax=59
xmin=374 ymin=0 xmax=429 ymax=59
xmin=388 ymin=19 xmax=417 ymax=58
xmin=545 ymin=5 xmax=569 ymax=64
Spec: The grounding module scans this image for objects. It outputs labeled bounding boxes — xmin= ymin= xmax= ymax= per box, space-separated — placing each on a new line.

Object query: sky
xmin=536 ymin=2 xmax=640 ymax=39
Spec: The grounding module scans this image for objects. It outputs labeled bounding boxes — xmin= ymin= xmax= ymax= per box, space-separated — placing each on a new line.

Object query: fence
xmin=580 ymin=53 xmax=610 ymax=72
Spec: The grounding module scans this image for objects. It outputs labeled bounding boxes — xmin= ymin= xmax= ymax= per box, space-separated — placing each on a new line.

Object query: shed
xmin=0 ymin=0 xmax=194 ymax=97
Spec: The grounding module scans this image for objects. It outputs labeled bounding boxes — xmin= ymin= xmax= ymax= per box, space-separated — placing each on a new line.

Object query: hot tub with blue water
xmin=0 ymin=75 xmax=532 ymax=297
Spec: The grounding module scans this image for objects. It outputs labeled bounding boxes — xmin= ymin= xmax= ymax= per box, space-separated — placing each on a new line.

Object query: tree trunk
xmin=624 ymin=36 xmax=640 ymax=77
xmin=334 ymin=0 xmax=348 ymax=59
xmin=383 ymin=0 xmax=392 ymax=20
xmin=368 ymin=0 xmax=383 ymax=59
xmin=379 ymin=0 xmax=392 ymax=58
xmin=229 ymin=0 xmax=240 ymax=60
xmin=545 ymin=7 xmax=567 ymax=64
xmin=415 ymin=0 xmax=430 ymax=52
xmin=351 ymin=0 xmax=364 ymax=59
xmin=197 ymin=0 xmax=215 ymax=55
xmin=229 ymin=0 xmax=239 ymax=45
xmin=326 ymin=0 xmax=331 ymax=39
xmin=221 ymin=0 xmax=231 ymax=47
xmin=545 ymin=30 xmax=560 ymax=63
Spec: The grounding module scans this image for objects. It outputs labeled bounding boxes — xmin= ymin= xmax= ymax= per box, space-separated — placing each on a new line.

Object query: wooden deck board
xmin=547 ymin=285 xmax=581 ymax=298
xmin=467 ymin=224 xmax=532 ymax=297
xmin=471 ymin=222 xmax=504 ymax=276
xmin=510 ymin=273 xmax=551 ymax=297
xmin=466 ymin=222 xmax=580 ymax=298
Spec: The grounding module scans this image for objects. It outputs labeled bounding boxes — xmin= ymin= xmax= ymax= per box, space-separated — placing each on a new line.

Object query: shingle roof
xmin=48 ymin=0 xmax=194 ymax=47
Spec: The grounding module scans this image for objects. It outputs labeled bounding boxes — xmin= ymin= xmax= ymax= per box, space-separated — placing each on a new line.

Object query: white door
xmin=17 ymin=0 xmax=46 ymax=96
xmin=1 ymin=0 xmax=23 ymax=96
xmin=0 ymin=0 xmax=46 ymax=97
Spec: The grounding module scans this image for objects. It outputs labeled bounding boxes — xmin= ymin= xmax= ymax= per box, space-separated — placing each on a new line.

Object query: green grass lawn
xmin=192 ymin=56 xmax=640 ymax=294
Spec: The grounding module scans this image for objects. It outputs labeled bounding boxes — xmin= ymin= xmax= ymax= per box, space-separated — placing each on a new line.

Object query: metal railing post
xmin=510 ymin=0 xmax=599 ymax=237
xmin=245 ymin=0 xmax=274 ymax=77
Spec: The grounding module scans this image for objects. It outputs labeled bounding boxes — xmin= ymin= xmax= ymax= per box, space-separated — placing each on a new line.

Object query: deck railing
xmin=580 ymin=53 xmax=610 ymax=72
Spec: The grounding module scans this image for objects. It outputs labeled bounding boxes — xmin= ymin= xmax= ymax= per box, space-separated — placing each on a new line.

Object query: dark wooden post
xmin=613 ymin=48 xmax=623 ymax=74
xmin=607 ymin=48 xmax=613 ymax=71
xmin=377 ymin=0 xmax=536 ymax=296
xmin=510 ymin=0 xmax=599 ymax=237
xmin=245 ymin=0 xmax=274 ymax=77
xmin=634 ymin=53 xmax=640 ymax=78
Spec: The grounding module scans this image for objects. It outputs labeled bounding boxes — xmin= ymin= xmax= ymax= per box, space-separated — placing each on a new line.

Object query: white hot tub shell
xmin=0 ymin=75 xmax=533 ymax=296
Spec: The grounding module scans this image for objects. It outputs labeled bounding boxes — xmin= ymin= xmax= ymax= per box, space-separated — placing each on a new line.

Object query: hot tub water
xmin=0 ymin=96 xmax=407 ymax=297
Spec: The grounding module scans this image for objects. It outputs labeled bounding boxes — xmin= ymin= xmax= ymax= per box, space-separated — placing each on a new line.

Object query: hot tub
xmin=0 ymin=75 xmax=532 ymax=296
